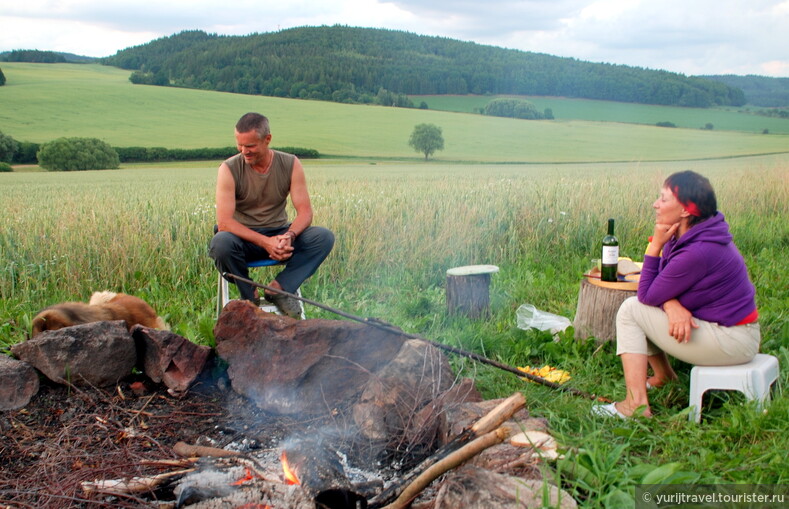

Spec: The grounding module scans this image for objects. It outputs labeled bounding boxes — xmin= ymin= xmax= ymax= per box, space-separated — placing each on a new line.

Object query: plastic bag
xmin=516 ymin=304 xmax=572 ymax=334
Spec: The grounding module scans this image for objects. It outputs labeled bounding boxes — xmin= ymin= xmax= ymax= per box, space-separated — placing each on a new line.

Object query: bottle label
xmin=602 ymin=246 xmax=619 ymax=265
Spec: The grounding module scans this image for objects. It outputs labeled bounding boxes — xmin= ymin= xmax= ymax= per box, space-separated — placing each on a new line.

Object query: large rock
xmin=214 ymin=300 xmax=406 ymax=415
xmin=214 ymin=300 xmax=465 ymax=449
xmin=0 ymin=355 xmax=40 ymax=410
xmin=402 ymin=377 xmax=483 ymax=450
xmin=433 ymin=465 xmax=577 ymax=509
xmin=10 ymin=321 xmax=135 ymax=387
xmin=131 ymin=325 xmax=212 ymax=398
xmin=351 ymin=338 xmax=459 ymax=443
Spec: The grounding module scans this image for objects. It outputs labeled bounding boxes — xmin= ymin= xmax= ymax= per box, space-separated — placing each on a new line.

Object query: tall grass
xmin=2 ymin=156 xmax=786 ymax=341
xmin=1 ymin=155 xmax=787 ymax=502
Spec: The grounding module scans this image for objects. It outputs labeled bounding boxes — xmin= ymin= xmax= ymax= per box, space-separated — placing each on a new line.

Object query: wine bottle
xmin=601 ymin=218 xmax=619 ymax=282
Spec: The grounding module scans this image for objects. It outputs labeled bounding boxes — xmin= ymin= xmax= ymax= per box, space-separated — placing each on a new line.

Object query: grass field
xmin=1 ymin=63 xmax=788 ymax=505
xmin=1 ymin=155 xmax=788 ymax=505
xmin=1 ymin=63 xmax=788 ymax=163
xmin=413 ymin=94 xmax=789 ymax=134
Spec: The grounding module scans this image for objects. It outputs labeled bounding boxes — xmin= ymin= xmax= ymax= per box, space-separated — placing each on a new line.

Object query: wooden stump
xmin=446 ymin=265 xmax=499 ymax=318
xmin=573 ymin=279 xmax=636 ymax=342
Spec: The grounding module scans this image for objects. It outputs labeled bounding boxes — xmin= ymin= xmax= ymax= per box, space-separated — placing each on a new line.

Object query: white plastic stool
xmin=217 ymin=259 xmax=305 ymax=319
xmin=688 ymin=353 xmax=779 ymax=422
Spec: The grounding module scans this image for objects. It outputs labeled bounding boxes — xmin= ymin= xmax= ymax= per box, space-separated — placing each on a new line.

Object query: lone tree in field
xmin=409 ymin=123 xmax=444 ymax=161
xmin=37 ymin=137 xmax=120 ymax=171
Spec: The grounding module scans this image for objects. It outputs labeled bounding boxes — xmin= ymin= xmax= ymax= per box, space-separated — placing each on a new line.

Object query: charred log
xmin=283 ymin=436 xmax=367 ymax=509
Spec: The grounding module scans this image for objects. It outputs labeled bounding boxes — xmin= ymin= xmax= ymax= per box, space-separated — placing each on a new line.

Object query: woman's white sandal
xmin=591 ymin=402 xmax=627 ymax=419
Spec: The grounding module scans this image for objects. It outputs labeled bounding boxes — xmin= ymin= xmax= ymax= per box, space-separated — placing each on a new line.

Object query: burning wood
xmin=232 ymin=467 xmax=256 ymax=485
xmin=281 ymin=437 xmax=368 ymax=509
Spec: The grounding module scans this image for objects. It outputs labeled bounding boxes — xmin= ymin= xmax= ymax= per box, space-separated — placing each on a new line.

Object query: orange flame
xmin=232 ymin=467 xmax=254 ymax=486
xmin=281 ymin=451 xmax=301 ymax=485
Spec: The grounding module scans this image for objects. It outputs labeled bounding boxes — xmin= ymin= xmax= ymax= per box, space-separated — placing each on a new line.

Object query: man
xmin=209 ymin=112 xmax=334 ymax=318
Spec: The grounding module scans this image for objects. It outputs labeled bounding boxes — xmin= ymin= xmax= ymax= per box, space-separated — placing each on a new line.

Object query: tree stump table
xmin=573 ymin=278 xmax=637 ymax=342
xmin=446 ymin=265 xmax=499 ymax=318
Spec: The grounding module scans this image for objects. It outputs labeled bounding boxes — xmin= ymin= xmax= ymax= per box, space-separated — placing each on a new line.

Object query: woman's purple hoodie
xmin=638 ymin=212 xmax=757 ymax=327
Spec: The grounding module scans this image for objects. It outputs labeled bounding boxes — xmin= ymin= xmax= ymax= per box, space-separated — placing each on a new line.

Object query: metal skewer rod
xmin=222 ymin=272 xmax=611 ymax=403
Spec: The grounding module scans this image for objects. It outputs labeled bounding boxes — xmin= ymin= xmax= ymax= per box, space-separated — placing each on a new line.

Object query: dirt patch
xmin=0 ymin=370 xmax=312 ymax=508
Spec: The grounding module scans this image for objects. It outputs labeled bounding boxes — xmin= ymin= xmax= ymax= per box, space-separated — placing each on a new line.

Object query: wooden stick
xmin=173 ymin=441 xmax=241 ymax=458
xmin=470 ymin=392 xmax=526 ymax=435
xmin=81 ymin=469 xmax=194 ymax=496
xmin=368 ymin=392 xmax=526 ymax=508
xmin=380 ymin=427 xmax=510 ymax=509
xmin=140 ymin=458 xmax=198 ymax=468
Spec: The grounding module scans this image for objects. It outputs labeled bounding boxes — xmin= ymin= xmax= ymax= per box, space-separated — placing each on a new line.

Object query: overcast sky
xmin=2 ymin=0 xmax=788 ymax=77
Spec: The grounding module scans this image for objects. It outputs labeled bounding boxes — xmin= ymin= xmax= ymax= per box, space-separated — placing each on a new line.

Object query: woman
xmin=593 ymin=170 xmax=760 ymax=418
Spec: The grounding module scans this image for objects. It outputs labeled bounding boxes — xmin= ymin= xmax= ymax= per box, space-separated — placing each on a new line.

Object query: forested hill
xmin=103 ymin=26 xmax=745 ymax=108
xmin=701 ymin=75 xmax=789 ymax=107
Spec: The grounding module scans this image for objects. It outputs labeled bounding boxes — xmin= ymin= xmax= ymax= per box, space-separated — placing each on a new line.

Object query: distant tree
xmin=408 ymin=124 xmax=444 ymax=161
xmin=419 ymin=101 xmax=429 ymax=110
xmin=703 ymin=123 xmax=714 ymax=130
xmin=2 ymin=50 xmax=66 ymax=63
xmin=656 ymin=121 xmax=676 ymax=128
xmin=0 ymin=66 xmax=5 ymax=86
xmin=37 ymin=137 xmax=120 ymax=171
xmin=484 ymin=98 xmax=544 ymax=120
xmin=543 ymin=108 xmax=554 ymax=120
xmin=13 ymin=141 xmax=40 ymax=164
xmin=0 ymin=131 xmax=18 ymax=162
xmin=0 ymin=162 xmax=12 ymax=172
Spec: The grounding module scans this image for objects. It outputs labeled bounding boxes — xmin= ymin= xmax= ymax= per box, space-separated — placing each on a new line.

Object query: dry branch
xmin=381 ymin=427 xmax=511 ymax=509
xmin=368 ymin=392 xmax=526 ymax=508
xmin=470 ymin=392 xmax=527 ymax=435
xmin=81 ymin=469 xmax=194 ymax=496
xmin=173 ymin=441 xmax=242 ymax=458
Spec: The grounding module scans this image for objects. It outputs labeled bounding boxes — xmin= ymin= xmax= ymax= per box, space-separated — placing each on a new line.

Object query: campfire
xmin=2 ymin=301 xmax=577 ymax=508
xmin=281 ymin=451 xmax=300 ymax=485
xmin=71 ymin=392 xmax=538 ymax=508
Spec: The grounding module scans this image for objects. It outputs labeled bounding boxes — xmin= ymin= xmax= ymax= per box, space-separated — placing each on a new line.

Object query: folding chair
xmin=217 ymin=259 xmax=305 ymax=319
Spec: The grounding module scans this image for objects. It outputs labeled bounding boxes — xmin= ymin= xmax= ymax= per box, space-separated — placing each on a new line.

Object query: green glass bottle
xmin=601 ymin=218 xmax=619 ymax=282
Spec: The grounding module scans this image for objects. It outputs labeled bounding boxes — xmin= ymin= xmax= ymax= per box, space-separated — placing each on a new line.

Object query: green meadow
xmin=2 ymin=62 xmax=788 ymax=162
xmin=414 ymin=94 xmax=789 ymax=134
xmin=1 ymin=63 xmax=788 ymax=504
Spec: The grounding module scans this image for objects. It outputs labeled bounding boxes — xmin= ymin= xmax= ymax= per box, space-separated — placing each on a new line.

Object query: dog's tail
xmin=89 ymin=291 xmax=118 ymax=305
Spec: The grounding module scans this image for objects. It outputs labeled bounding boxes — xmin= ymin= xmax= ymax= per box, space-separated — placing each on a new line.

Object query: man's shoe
xmin=265 ymin=292 xmax=303 ymax=319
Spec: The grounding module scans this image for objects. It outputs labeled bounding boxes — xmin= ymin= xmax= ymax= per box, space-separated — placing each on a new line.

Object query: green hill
xmin=701 ymin=75 xmax=789 ymax=107
xmin=1 ymin=62 xmax=787 ymax=164
xmin=102 ymin=26 xmax=744 ymax=108
xmin=412 ymin=95 xmax=789 ymax=133
xmin=0 ymin=49 xmax=96 ymax=64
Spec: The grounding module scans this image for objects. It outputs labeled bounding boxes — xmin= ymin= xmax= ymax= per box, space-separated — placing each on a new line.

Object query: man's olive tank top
xmin=225 ymin=150 xmax=295 ymax=228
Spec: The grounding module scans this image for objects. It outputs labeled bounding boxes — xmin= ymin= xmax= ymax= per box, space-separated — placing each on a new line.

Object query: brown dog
xmin=31 ymin=291 xmax=167 ymax=338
